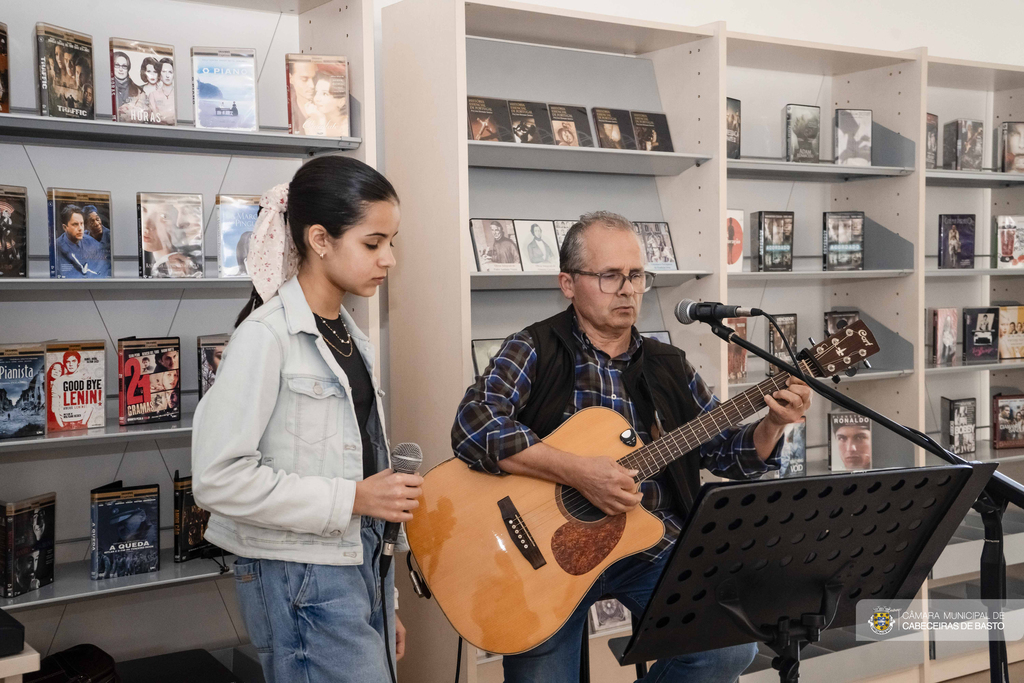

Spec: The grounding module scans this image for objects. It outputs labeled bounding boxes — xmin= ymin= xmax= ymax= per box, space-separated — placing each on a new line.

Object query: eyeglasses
xmin=569 ymin=270 xmax=655 ymax=294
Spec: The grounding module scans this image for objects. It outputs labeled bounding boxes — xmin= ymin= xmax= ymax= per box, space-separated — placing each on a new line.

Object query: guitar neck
xmin=620 ymin=358 xmax=815 ymax=481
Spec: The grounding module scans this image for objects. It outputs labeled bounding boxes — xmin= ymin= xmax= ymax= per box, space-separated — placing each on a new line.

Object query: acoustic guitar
xmin=406 ymin=321 xmax=879 ymax=654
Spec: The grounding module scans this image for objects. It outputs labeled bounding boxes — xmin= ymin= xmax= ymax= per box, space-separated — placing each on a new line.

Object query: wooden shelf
xmin=925 ymin=169 xmax=1024 ymax=188
xmin=727 ymin=368 xmax=912 ymax=393
xmin=0 ymin=112 xmax=360 ymax=158
xmin=726 ymin=32 xmax=917 ymax=76
xmin=0 ymin=277 xmax=254 ymax=292
xmin=928 ymin=56 xmax=1024 ymax=92
xmin=0 ymin=549 xmax=230 ymax=612
xmin=925 ymin=268 xmax=1016 ymax=277
xmin=467 ymin=141 xmax=710 ymax=176
xmin=0 ymin=413 xmax=193 ymax=454
xmin=0 ymin=644 xmax=39 ymax=680
xmin=728 ymin=158 xmax=914 ymax=182
xmin=926 ymin=359 xmax=1024 ymax=375
xmin=729 ymin=269 xmax=912 ymax=282
xmin=470 ymin=270 xmax=708 ymax=291
xmin=464 ymin=0 xmax=711 ymax=54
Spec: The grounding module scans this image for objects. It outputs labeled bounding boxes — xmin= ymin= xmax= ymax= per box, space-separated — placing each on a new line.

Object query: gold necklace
xmin=316 ymin=314 xmax=354 ymax=358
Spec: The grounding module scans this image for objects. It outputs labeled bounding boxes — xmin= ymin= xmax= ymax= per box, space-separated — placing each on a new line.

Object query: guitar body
xmin=406 ymin=407 xmax=664 ymax=655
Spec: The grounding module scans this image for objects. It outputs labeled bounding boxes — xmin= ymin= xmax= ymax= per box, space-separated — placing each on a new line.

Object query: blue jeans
xmin=503 ymin=550 xmax=757 ymax=683
xmin=233 ymin=517 xmax=396 ymax=683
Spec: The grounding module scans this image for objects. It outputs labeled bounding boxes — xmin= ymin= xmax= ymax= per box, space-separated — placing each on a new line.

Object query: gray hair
xmin=559 ymin=210 xmax=644 ymax=273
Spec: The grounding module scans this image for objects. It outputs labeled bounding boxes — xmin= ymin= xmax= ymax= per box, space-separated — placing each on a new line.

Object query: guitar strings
xmin=515 ymin=337 xmax=852 ymax=529
xmin=516 ymin=370 xmax=794 ymax=528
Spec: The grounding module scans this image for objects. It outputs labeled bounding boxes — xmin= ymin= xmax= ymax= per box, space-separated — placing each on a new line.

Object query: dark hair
xmin=235 ymin=156 xmax=398 ymax=327
xmin=60 ymin=204 xmax=83 ymax=227
xmin=140 ymin=56 xmax=160 ymax=79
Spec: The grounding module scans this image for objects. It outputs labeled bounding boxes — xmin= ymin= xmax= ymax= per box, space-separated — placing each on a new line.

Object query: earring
xmin=319 ymin=252 xmax=324 ymax=259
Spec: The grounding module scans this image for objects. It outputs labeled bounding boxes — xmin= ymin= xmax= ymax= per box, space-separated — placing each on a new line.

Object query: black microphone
xmin=674 ymin=298 xmax=761 ymax=326
xmin=381 ymin=442 xmax=422 ymax=568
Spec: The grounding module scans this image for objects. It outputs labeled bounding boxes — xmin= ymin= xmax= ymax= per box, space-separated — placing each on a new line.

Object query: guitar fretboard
xmin=618 ymin=359 xmax=815 ymax=481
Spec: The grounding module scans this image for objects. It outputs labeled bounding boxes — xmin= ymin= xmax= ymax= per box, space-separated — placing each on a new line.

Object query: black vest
xmin=518 ymin=307 xmax=704 ymax=514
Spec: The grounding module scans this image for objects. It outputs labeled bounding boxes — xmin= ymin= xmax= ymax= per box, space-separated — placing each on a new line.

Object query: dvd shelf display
xmin=0 ymin=185 xmax=27 ymax=278
xmin=109 ymin=38 xmax=175 ymax=126
xmin=1 ymin=0 xmax=378 ymax=667
xmin=36 ymin=23 xmax=94 ymax=120
xmin=285 ymin=54 xmax=349 ymax=137
xmin=190 ymin=47 xmax=258 ymax=132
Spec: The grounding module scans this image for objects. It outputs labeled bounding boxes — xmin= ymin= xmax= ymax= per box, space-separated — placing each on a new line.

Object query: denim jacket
xmin=192 ymin=276 xmax=404 ymax=565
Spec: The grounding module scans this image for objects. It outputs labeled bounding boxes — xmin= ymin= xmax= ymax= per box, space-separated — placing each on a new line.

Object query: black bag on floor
xmin=24 ymin=644 xmax=119 ymax=683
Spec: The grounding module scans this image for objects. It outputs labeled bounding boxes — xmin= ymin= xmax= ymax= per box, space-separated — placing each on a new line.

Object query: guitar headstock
xmin=807 ymin=320 xmax=880 ymax=379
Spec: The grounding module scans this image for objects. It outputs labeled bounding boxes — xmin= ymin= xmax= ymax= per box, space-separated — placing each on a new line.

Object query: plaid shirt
xmin=451 ymin=313 xmax=780 ymax=561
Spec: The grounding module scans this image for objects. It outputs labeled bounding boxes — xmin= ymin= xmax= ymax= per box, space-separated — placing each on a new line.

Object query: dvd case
xmin=215 ymin=194 xmax=260 ymax=278
xmin=754 ymin=211 xmax=794 ymax=272
xmin=777 ymin=418 xmax=806 ymax=478
xmin=941 ymin=397 xmax=976 ymax=455
xmin=508 ymin=101 xmax=553 ymax=145
xmin=90 ymin=481 xmax=159 ymax=579
xmin=285 ymin=54 xmax=349 ymax=137
xmin=0 ymin=23 xmax=8 ymax=114
xmin=548 ymin=104 xmax=593 ymax=147
xmin=45 ymin=340 xmax=104 ymax=433
xmin=994 ymin=215 xmax=1024 ymax=268
xmin=1 ymin=492 xmax=56 ymax=598
xmin=997 ymin=122 xmax=1024 ymax=173
xmin=938 ymin=214 xmax=975 ymax=269
xmin=553 ymin=220 xmax=575 ymax=250
xmin=726 ymin=317 xmax=747 ymax=383
xmin=726 ymin=98 xmax=741 ymax=159
xmin=0 ymin=345 xmax=45 ymax=441
xmin=822 ymin=211 xmax=865 ymax=271
xmin=47 ymin=189 xmax=112 ymax=279
xmin=197 ymin=333 xmax=230 ymax=399
xmin=109 ymin=38 xmax=175 ymax=125
xmin=834 ymin=109 xmax=872 ymax=166
xmin=785 ymin=104 xmax=820 ymax=163
xmin=994 ymin=394 xmax=1024 ymax=449
xmin=191 ymin=47 xmax=258 ymax=131
xmin=137 ymin=193 xmax=204 ymax=278
xmin=118 ymin=337 xmax=181 ymax=426
xmin=470 ymin=219 xmax=521 ymax=273
xmin=592 ymin=108 xmax=636 ymax=150
xmin=999 ymin=306 xmax=1024 ymax=360
xmin=513 ymin=220 xmax=559 ymax=272
xmin=943 ymin=119 xmax=984 ymax=171
xmin=828 ymin=411 xmax=872 ymax=471
xmin=926 ymin=113 xmax=938 ymax=169
xmin=471 ymin=338 xmax=503 ymax=377
xmin=767 ymin=313 xmax=797 ymax=376
xmin=630 ymin=112 xmax=673 ymax=152
xmin=36 ymin=23 xmax=94 ymax=119
xmin=931 ymin=307 xmax=958 ymax=366
xmin=173 ymin=471 xmax=214 ymax=563
xmin=726 ymin=209 xmax=744 ymax=273
xmin=963 ymin=307 xmax=998 ymax=364
xmin=0 ymin=185 xmax=28 ymax=278
xmin=824 ymin=310 xmax=860 ymax=338
xmin=467 ymin=97 xmax=513 ymax=143
xmin=633 ymin=222 xmax=677 ymax=271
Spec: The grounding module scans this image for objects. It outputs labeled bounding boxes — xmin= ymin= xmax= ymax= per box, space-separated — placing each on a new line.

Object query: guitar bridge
xmin=497 ymin=496 xmax=547 ymax=570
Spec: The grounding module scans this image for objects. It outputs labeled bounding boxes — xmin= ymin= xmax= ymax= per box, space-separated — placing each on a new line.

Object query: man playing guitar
xmin=451 ymin=211 xmax=812 ymax=682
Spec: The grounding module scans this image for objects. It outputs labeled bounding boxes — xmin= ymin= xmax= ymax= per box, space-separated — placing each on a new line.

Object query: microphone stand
xmin=705 ymin=317 xmax=1024 ymax=683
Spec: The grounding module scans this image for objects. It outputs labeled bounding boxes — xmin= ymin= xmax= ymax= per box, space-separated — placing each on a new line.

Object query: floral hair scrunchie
xmin=246 ymin=183 xmax=300 ymax=302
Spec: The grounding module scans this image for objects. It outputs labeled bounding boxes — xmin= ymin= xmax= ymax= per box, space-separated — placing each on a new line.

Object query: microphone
xmin=381 ymin=442 xmax=423 ymax=566
xmin=675 ymin=299 xmax=761 ymax=326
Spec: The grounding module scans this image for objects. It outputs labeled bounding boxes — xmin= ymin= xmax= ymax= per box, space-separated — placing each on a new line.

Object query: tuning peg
xmin=808 ymin=337 xmax=818 ymax=346
xmin=845 ymin=366 xmax=859 ymax=377
xmin=830 ymin=375 xmax=841 ymax=385
xmin=863 ymin=359 xmax=873 ymax=370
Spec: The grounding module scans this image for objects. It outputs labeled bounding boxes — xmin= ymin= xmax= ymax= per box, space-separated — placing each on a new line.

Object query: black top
xmin=315 ymin=314 xmax=378 ymax=481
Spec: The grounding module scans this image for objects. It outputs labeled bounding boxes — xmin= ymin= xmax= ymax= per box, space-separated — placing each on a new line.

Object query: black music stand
xmin=617 ymin=463 xmax=996 ymax=682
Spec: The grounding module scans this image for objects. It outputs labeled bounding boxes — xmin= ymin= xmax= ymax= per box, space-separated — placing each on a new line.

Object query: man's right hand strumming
xmin=498 ymin=442 xmax=643 ymax=517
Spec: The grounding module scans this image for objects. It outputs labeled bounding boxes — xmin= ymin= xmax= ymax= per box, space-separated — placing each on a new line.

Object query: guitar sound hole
xmin=557 ymin=485 xmax=606 ymax=522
